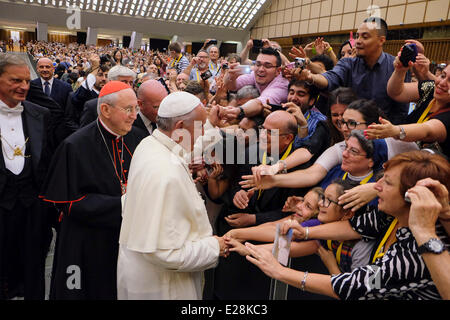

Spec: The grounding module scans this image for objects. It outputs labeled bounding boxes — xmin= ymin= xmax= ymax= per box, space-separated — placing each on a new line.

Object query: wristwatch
xmin=278 ymin=160 xmax=288 ymax=174
xmin=397 ymin=126 xmax=406 ymax=140
xmin=237 ymin=106 xmax=246 ymax=120
xmin=417 ymin=238 xmax=445 ymax=254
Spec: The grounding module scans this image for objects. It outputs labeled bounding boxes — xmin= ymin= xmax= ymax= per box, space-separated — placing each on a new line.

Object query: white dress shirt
xmin=0 ymin=100 xmax=26 ymax=175
xmin=41 ymin=77 xmax=54 ymax=94
xmin=137 ymin=112 xmax=154 ymax=135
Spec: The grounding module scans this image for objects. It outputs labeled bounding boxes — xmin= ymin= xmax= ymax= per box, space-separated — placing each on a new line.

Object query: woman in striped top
xmin=245 ymin=150 xmax=450 ymax=300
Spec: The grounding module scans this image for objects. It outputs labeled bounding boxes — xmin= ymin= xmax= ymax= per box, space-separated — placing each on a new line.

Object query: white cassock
xmin=117 ymin=129 xmax=220 ymax=300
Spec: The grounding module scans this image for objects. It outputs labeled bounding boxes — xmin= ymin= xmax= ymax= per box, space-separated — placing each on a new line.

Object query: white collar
xmin=41 ymin=77 xmax=54 ymax=86
xmin=347 ymin=170 xmax=373 ymax=182
xmin=138 ymin=111 xmax=152 ymax=129
xmin=98 ymin=118 xmax=121 ymax=138
xmin=0 ymin=99 xmax=23 ymax=114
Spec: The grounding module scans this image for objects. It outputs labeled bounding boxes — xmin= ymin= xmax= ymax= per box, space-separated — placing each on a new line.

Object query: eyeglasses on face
xmin=343 ymin=144 xmax=367 ymax=157
xmin=254 ymin=61 xmax=278 ymax=69
xmin=337 ymin=119 xmax=367 ymax=129
xmin=319 ymin=194 xmax=340 ymax=208
xmin=109 ymin=104 xmax=140 ymax=115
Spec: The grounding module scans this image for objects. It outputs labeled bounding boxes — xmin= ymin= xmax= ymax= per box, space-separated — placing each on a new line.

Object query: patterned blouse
xmin=330 ymin=208 xmax=448 ymax=300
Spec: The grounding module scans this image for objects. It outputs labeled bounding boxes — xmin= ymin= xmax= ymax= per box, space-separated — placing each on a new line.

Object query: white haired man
xmin=80 ymin=65 xmax=136 ymax=127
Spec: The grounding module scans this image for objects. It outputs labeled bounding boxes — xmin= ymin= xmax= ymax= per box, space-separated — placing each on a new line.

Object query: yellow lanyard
xmin=210 ymin=62 xmax=217 ymax=74
xmin=327 ymin=240 xmax=344 ymax=265
xmin=171 ymin=54 xmax=182 ymax=68
xmin=195 ymin=70 xmax=200 ymax=82
xmin=371 ymin=218 xmax=398 ymax=263
xmin=417 ymin=99 xmax=435 ymax=124
xmin=257 ymin=142 xmax=293 ymax=200
xmin=342 ymin=171 xmax=374 ymax=185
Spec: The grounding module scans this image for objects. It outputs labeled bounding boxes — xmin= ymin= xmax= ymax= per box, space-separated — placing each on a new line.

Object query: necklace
xmin=0 ymin=134 xmax=30 ymax=160
xmin=97 ymin=119 xmax=126 ymax=195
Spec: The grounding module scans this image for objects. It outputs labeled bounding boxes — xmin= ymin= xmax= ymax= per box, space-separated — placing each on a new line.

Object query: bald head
xmin=36 ymin=57 xmax=54 ymax=80
xmin=137 ymin=79 xmax=168 ymax=122
xmin=262 ymin=110 xmax=297 ymax=155
xmin=265 ymin=110 xmax=297 ymax=133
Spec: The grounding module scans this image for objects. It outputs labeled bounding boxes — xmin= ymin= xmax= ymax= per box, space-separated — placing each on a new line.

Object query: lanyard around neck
xmin=371 ymin=218 xmax=398 ymax=263
xmin=342 ymin=171 xmax=374 ymax=185
xmin=417 ymin=99 xmax=435 ymax=123
xmin=171 ymin=54 xmax=182 ymax=67
xmin=327 ymin=240 xmax=344 ymax=266
xmin=258 ymin=142 xmax=293 ymax=200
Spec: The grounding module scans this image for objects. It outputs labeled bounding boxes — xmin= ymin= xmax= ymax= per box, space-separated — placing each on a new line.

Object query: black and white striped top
xmin=330 ymin=209 xmax=449 ymax=300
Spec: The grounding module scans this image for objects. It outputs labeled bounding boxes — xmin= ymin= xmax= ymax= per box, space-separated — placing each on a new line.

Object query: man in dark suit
xmin=69 ymin=55 xmax=109 ymax=126
xmin=79 ymin=65 xmax=136 ymax=128
xmin=0 ymin=53 xmax=53 ymax=300
xmin=32 ymin=57 xmax=73 ymax=112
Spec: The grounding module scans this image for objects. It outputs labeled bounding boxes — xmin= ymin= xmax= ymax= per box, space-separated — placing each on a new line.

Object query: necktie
xmin=44 ymin=81 xmax=51 ymax=96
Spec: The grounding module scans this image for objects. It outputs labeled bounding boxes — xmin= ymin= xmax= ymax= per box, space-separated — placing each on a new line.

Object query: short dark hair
xmin=259 ymin=47 xmax=282 ymax=67
xmin=363 ymin=17 xmax=388 ymax=38
xmin=310 ymin=54 xmax=334 ymax=71
xmin=184 ymin=80 xmax=205 ymax=99
xmin=338 ymin=40 xmax=352 ymax=60
xmin=328 ymin=87 xmax=358 ymax=108
xmin=346 ymin=99 xmax=384 ymax=125
xmin=288 ymin=79 xmax=319 ymax=101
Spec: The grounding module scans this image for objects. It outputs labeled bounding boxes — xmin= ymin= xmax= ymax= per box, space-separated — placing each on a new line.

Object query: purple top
xmin=235 ymin=72 xmax=289 ymax=105
xmin=301 ymin=218 xmax=321 ymax=228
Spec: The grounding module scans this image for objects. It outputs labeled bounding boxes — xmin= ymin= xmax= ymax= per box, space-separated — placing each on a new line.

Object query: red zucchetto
xmin=99 ymin=81 xmax=132 ymax=97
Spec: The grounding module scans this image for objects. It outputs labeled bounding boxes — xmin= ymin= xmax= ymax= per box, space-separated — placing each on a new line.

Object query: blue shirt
xmin=322 ymin=52 xmax=410 ymax=124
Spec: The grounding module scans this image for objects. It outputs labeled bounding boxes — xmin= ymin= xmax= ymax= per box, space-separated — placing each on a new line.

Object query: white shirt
xmin=0 ymin=100 xmax=26 ymax=175
xmin=137 ymin=112 xmax=154 ymax=135
xmin=40 ymin=77 xmax=54 ymax=94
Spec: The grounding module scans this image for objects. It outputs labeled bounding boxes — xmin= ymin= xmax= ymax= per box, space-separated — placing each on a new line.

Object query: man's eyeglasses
xmin=254 ymin=61 xmax=278 ymax=69
xmin=319 ymin=194 xmax=340 ymax=208
xmin=337 ymin=119 xmax=367 ymax=129
xmin=110 ymin=104 xmax=140 ymax=115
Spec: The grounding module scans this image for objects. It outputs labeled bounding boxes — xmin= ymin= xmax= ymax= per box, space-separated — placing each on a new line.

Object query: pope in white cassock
xmin=117 ymin=91 xmax=228 ymax=300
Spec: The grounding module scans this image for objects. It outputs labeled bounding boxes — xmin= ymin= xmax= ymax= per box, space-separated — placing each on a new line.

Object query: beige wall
xmin=251 ymin=0 xmax=450 ymax=39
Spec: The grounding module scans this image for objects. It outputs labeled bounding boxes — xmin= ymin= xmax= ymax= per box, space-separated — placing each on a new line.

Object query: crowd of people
xmin=0 ymin=16 xmax=449 ymax=301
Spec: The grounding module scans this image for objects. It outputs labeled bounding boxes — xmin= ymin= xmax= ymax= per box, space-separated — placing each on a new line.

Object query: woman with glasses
xmin=244 ymin=151 xmax=449 ymax=300
xmin=241 ymin=100 xmax=418 ymax=211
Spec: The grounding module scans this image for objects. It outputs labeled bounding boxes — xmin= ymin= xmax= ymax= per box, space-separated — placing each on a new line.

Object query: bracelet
xmin=327 ymin=47 xmax=333 ymax=53
xmin=301 ymin=271 xmax=309 ymax=291
xmin=299 ymin=124 xmax=308 ymax=129
xmin=304 ymin=227 xmax=309 ymax=240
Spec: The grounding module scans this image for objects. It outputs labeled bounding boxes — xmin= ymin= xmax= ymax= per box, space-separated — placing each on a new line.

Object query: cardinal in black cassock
xmin=41 ymin=81 xmax=146 ymax=299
